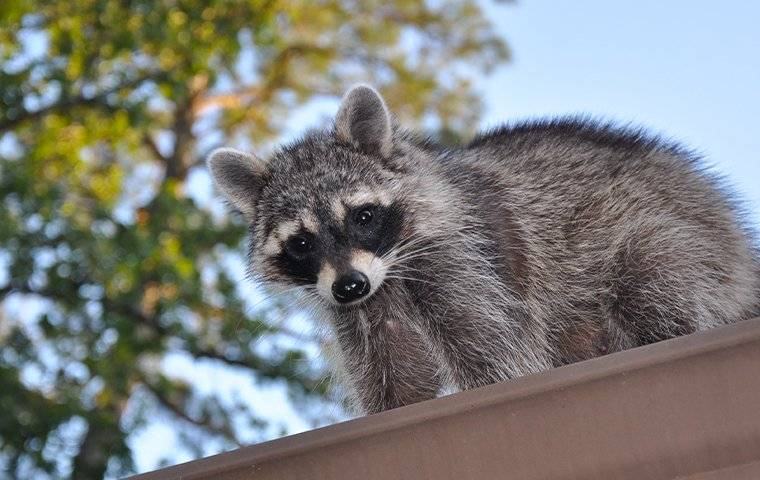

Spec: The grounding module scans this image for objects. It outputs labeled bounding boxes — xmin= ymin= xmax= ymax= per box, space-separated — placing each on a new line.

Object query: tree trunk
xmin=70 ymin=416 xmax=124 ymax=480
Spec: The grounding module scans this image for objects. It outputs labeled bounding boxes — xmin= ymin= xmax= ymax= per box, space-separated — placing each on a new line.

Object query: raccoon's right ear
xmin=207 ymin=148 xmax=266 ymax=219
xmin=335 ymin=85 xmax=393 ymax=158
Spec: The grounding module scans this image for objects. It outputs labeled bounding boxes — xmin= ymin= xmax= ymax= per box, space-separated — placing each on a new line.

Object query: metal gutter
xmin=130 ymin=317 xmax=760 ymax=480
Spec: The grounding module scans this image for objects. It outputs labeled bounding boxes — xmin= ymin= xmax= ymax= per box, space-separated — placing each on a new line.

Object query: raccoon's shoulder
xmin=465 ymin=116 xmax=692 ymax=159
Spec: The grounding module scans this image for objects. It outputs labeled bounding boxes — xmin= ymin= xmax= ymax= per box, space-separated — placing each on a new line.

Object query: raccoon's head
xmin=208 ymin=85 xmax=440 ymax=308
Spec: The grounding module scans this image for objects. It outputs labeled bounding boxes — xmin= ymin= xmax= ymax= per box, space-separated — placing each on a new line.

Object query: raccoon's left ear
xmin=207 ymin=148 xmax=266 ymax=220
xmin=335 ymin=85 xmax=393 ymax=158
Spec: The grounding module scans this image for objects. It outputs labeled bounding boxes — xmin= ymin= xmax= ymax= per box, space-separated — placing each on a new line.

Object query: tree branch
xmin=142 ymin=133 xmax=166 ymax=161
xmin=192 ymin=347 xmax=258 ymax=369
xmin=0 ymin=71 xmax=162 ymax=132
xmin=192 ymin=43 xmax=331 ymax=118
xmin=192 ymin=86 xmax=261 ymax=117
xmin=1 ymin=281 xmax=271 ymax=372
xmin=0 ymin=280 xmax=83 ymax=302
xmin=142 ymin=379 xmax=241 ymax=444
xmin=70 ymin=417 xmax=123 ymax=480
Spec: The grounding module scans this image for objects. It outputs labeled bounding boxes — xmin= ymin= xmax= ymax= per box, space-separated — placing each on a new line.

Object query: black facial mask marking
xmin=268 ymin=202 xmax=405 ymax=285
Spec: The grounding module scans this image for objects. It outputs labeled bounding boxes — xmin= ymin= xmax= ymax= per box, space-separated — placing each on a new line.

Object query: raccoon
xmin=208 ymin=85 xmax=760 ymax=414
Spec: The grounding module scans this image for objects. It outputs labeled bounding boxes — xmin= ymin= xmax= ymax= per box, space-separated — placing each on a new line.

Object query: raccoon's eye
xmin=285 ymin=235 xmax=312 ymax=258
xmin=354 ymin=208 xmax=374 ymax=226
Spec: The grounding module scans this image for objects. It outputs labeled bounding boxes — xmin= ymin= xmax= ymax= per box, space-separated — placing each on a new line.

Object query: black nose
xmin=332 ymin=270 xmax=370 ymax=303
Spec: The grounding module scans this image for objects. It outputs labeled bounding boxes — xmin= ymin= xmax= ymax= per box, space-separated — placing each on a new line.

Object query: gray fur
xmin=207 ymin=147 xmax=266 ymax=219
xmin=334 ymin=85 xmax=393 ymax=158
xmin=209 ymin=85 xmax=760 ymax=414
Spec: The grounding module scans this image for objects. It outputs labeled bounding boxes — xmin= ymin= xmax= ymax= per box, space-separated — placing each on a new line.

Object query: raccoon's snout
xmin=332 ymin=270 xmax=370 ymax=304
xmin=316 ymin=251 xmax=386 ymax=305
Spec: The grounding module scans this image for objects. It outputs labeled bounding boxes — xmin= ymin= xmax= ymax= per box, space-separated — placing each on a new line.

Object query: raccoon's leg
xmin=611 ymin=284 xmax=700 ymax=346
xmin=606 ymin=212 xmax=760 ymax=343
xmin=417 ymin=298 xmax=552 ymax=391
xmin=600 ymin=313 xmax=638 ymax=353
xmin=334 ymin=310 xmax=441 ymax=414
xmin=550 ymin=299 xmax=638 ymax=365
xmin=610 ymin=247 xmax=714 ymax=345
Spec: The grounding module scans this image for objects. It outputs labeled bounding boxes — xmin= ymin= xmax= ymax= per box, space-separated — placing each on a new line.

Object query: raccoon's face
xmin=208 ymin=85 xmax=417 ymax=307
xmin=254 ymin=184 xmax=406 ymax=306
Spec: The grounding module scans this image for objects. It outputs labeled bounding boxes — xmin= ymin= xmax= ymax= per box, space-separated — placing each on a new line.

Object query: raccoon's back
xmin=466 ymin=117 xmax=715 ymax=198
xmin=456 ymin=117 xmax=760 ymax=328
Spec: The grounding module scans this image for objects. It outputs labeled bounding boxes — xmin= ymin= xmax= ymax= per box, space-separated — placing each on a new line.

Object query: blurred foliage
xmin=0 ymin=0 xmax=507 ymax=478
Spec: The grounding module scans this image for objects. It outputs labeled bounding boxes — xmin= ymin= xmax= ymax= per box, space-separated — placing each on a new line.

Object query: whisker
xmin=384 ymin=242 xmax=441 ymax=263
xmin=384 ymin=275 xmax=436 ymax=285
xmin=387 ymin=250 xmax=440 ymax=266
xmin=380 ymin=235 xmax=430 ymax=260
xmin=246 ymin=284 xmax=315 ymax=311
xmin=391 ymin=243 xmax=440 ymax=260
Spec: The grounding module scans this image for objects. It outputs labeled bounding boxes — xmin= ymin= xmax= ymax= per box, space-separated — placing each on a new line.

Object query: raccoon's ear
xmin=207 ymin=148 xmax=266 ymax=219
xmin=335 ymin=85 xmax=393 ymax=158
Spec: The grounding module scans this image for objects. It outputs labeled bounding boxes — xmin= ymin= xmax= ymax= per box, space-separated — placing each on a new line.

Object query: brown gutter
xmin=130 ymin=317 xmax=760 ymax=480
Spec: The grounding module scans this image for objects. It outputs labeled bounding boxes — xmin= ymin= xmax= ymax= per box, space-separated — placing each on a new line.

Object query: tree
xmin=0 ymin=1 xmax=508 ymax=478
